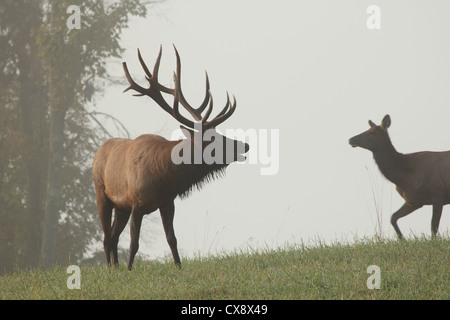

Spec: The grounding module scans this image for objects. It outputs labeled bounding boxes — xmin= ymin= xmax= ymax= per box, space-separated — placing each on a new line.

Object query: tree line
xmin=0 ymin=0 xmax=156 ymax=273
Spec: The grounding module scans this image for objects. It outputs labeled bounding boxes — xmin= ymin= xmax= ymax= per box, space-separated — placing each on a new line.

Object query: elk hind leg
xmin=391 ymin=203 xmax=420 ymax=240
xmin=128 ymin=208 xmax=144 ymax=271
xmin=96 ymin=192 xmax=113 ymax=266
xmin=431 ymin=204 xmax=443 ymax=237
xmin=110 ymin=209 xmax=131 ymax=266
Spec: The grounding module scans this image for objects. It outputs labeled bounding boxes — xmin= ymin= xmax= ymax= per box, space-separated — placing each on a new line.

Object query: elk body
xmin=349 ymin=115 xmax=449 ymax=239
xmin=92 ymin=46 xmax=249 ymax=270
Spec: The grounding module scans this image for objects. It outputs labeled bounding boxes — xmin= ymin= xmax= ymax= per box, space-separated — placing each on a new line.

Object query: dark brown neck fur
xmin=372 ymin=137 xmax=409 ymax=188
xmin=161 ymin=140 xmax=228 ymax=199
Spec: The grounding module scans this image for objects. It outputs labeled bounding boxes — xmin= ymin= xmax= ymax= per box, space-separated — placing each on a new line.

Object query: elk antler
xmin=122 ymin=45 xmax=236 ymax=130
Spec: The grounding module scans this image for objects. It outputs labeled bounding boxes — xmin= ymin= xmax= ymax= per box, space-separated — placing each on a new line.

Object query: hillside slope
xmin=1 ymin=237 xmax=448 ymax=300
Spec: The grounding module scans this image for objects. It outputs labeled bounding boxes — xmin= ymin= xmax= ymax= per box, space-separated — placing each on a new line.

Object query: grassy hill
xmin=1 ymin=237 xmax=448 ymax=300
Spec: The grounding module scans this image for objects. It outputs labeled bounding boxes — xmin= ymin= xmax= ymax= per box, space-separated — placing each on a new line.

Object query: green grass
xmin=1 ymin=237 xmax=448 ymax=300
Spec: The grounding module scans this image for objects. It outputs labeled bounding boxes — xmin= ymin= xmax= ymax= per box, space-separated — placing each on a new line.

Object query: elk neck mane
xmin=152 ymin=139 xmax=228 ymax=199
xmin=172 ymin=162 xmax=227 ymax=199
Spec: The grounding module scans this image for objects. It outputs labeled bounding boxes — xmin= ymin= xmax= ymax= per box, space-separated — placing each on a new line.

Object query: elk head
xmin=349 ymin=114 xmax=392 ymax=152
xmin=122 ymin=45 xmax=249 ymax=167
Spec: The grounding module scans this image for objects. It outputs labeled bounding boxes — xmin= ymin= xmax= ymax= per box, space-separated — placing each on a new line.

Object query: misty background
xmin=1 ymin=0 xmax=449 ymax=271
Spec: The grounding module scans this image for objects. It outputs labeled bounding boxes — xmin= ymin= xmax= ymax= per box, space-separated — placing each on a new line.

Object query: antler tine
xmin=201 ymin=90 xmax=214 ymax=124
xmin=204 ymin=94 xmax=237 ymax=129
xmin=123 ymin=45 xmax=237 ymax=130
xmin=215 ymin=92 xmax=231 ymax=119
xmin=123 ymin=47 xmax=196 ymax=129
xmin=173 ymin=46 xmax=199 ymax=121
xmin=173 ymin=45 xmax=211 ymax=122
xmin=122 ymin=62 xmax=146 ymax=96
xmin=139 ymin=46 xmax=173 ymax=95
xmin=137 ymin=48 xmax=153 ymax=80
xmin=197 ymin=71 xmax=211 ymax=114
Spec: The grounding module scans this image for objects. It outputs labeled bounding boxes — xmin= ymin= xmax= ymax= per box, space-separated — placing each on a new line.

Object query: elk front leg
xmin=96 ymin=192 xmax=113 ymax=267
xmin=390 ymin=203 xmax=421 ymax=240
xmin=160 ymin=201 xmax=181 ymax=268
xmin=128 ymin=209 xmax=144 ymax=271
xmin=431 ymin=204 xmax=443 ymax=237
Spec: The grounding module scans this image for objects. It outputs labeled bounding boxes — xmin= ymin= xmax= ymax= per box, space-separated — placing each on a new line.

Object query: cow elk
xmin=349 ymin=114 xmax=449 ymax=239
xmin=92 ymin=46 xmax=249 ymax=270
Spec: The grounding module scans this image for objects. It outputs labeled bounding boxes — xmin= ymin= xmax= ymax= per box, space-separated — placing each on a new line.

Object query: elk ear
xmin=179 ymin=125 xmax=194 ymax=138
xmin=368 ymin=120 xmax=376 ymax=128
xmin=381 ymin=114 xmax=391 ymax=130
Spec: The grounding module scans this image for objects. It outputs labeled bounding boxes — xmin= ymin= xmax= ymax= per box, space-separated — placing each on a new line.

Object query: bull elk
xmin=349 ymin=114 xmax=449 ymax=239
xmin=92 ymin=46 xmax=249 ymax=270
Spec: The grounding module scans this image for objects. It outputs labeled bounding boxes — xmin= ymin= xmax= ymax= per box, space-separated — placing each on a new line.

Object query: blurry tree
xmin=0 ymin=0 xmax=159 ymax=272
